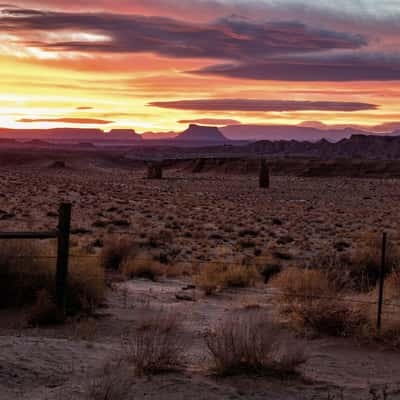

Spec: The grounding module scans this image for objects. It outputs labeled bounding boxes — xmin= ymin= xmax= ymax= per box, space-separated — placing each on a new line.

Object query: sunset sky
xmin=1 ymin=0 xmax=400 ymax=133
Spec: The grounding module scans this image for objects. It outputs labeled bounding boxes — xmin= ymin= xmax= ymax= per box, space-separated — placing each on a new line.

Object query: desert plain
xmin=1 ymin=147 xmax=400 ymax=400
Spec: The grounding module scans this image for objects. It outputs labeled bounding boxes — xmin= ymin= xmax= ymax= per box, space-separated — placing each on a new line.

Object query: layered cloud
xmin=0 ymin=7 xmax=366 ymax=60
xmin=192 ymin=55 xmax=400 ymax=82
xmin=178 ymin=118 xmax=241 ymax=125
xmin=18 ymin=117 xmax=113 ymax=124
xmin=150 ymin=99 xmax=378 ymax=112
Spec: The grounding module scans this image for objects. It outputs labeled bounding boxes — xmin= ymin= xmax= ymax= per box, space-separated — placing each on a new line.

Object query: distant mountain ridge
xmin=1 ymin=124 xmax=400 ymax=147
xmin=0 ymin=128 xmax=142 ymax=141
xmin=240 ymin=134 xmax=400 ymax=159
xmin=220 ymin=124 xmax=370 ymax=142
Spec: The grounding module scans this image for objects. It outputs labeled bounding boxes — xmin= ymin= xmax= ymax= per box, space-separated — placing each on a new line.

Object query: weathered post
xmin=147 ymin=162 xmax=163 ymax=179
xmin=377 ymin=232 xmax=387 ymax=332
xmin=55 ymin=203 xmax=72 ymax=320
xmin=259 ymin=159 xmax=270 ymax=188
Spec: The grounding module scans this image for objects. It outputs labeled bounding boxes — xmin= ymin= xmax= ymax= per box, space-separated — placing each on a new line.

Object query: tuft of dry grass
xmin=271 ymin=267 xmax=332 ymax=304
xmin=288 ymin=299 xmax=367 ymax=337
xmin=101 ymin=237 xmax=138 ymax=271
xmin=205 ymin=311 xmax=305 ymax=376
xmin=271 ymin=267 xmax=367 ymax=337
xmin=120 ymin=254 xmax=164 ymax=281
xmin=74 ymin=318 xmax=98 ymax=341
xmin=319 ymin=233 xmax=400 ymax=293
xmin=126 ymin=309 xmax=185 ymax=376
xmin=0 ymin=240 xmax=105 ymax=322
xmin=0 ymin=241 xmax=53 ymax=308
xmin=384 ymin=270 xmax=400 ymax=300
xmin=85 ymin=360 xmax=134 ymax=400
xmin=28 ymin=289 xmax=59 ymax=325
xmin=195 ymin=263 xmax=261 ymax=295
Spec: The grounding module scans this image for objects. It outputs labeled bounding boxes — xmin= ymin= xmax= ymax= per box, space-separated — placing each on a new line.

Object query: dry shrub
xmin=195 ymin=263 xmax=261 ymax=295
xmin=384 ymin=270 xmax=400 ymax=300
xmin=205 ymin=311 xmax=305 ymax=376
xmin=357 ymin=319 xmax=400 ymax=350
xmin=121 ymin=254 xmax=163 ymax=281
xmin=86 ymin=360 xmax=134 ymax=400
xmin=29 ymin=289 xmax=59 ymax=325
xmin=0 ymin=241 xmax=53 ymax=307
xmin=74 ymin=318 xmax=97 ymax=341
xmin=126 ymin=309 xmax=185 ymax=375
xmin=271 ymin=267 xmax=332 ymax=304
xmin=289 ymin=299 xmax=367 ymax=337
xmin=165 ymin=263 xmax=187 ymax=278
xmin=101 ymin=237 xmax=138 ymax=270
xmin=0 ymin=241 xmax=105 ymax=321
xmin=259 ymin=263 xmax=282 ymax=283
xmin=321 ymin=234 xmax=400 ymax=293
xmin=67 ymin=257 xmax=106 ymax=314
xmin=271 ymin=267 xmax=367 ymax=337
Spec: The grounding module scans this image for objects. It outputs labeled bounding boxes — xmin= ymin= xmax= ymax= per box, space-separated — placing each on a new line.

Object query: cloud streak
xmin=0 ymin=7 xmax=366 ymax=60
xmin=150 ymin=99 xmax=378 ymax=112
xmin=192 ymin=55 xmax=400 ymax=82
xmin=18 ymin=117 xmax=113 ymax=124
xmin=178 ymin=118 xmax=241 ymax=125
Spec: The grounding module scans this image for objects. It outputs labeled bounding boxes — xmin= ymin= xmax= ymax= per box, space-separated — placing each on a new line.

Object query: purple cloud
xmin=178 ymin=118 xmax=241 ymax=125
xmin=0 ymin=7 xmax=366 ymax=60
xmin=192 ymin=55 xmax=400 ymax=81
xmin=150 ymin=99 xmax=378 ymax=112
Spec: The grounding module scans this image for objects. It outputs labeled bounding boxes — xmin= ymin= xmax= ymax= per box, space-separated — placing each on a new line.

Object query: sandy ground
xmin=1 ymin=279 xmax=400 ymax=399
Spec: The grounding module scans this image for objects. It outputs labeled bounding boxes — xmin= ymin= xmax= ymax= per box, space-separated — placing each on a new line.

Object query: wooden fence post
xmin=377 ymin=232 xmax=387 ymax=332
xmin=55 ymin=203 xmax=72 ymax=320
xmin=147 ymin=162 xmax=163 ymax=179
xmin=259 ymin=159 xmax=270 ymax=188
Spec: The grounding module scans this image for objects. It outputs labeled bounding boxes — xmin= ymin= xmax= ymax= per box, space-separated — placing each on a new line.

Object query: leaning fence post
xmin=377 ymin=232 xmax=387 ymax=332
xmin=55 ymin=203 xmax=72 ymax=320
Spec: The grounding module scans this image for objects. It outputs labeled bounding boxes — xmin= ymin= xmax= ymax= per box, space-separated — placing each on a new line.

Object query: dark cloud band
xmin=0 ymin=7 xmax=366 ymax=60
xmin=178 ymin=118 xmax=241 ymax=125
xmin=192 ymin=56 xmax=400 ymax=82
xmin=150 ymin=99 xmax=378 ymax=112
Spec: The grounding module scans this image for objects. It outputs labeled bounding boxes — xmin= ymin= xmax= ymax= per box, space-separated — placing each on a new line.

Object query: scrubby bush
xmin=271 ymin=267 xmax=332 ymax=304
xmin=0 ymin=241 xmax=105 ymax=323
xmin=195 ymin=263 xmax=261 ymax=295
xmin=384 ymin=270 xmax=400 ymax=300
xmin=0 ymin=241 xmax=53 ymax=307
xmin=205 ymin=310 xmax=305 ymax=375
xmin=86 ymin=360 xmax=134 ymax=400
xmin=320 ymin=234 xmax=400 ymax=293
xmin=271 ymin=267 xmax=367 ymax=337
xmin=101 ymin=237 xmax=138 ymax=270
xmin=126 ymin=309 xmax=185 ymax=376
xmin=289 ymin=299 xmax=367 ymax=337
xmin=120 ymin=254 xmax=163 ymax=281
xmin=259 ymin=263 xmax=282 ymax=283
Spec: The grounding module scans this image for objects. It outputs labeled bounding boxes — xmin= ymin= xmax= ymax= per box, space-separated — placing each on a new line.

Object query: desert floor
xmin=1 ymin=279 xmax=400 ymax=399
xmin=1 ymin=159 xmax=400 ymax=399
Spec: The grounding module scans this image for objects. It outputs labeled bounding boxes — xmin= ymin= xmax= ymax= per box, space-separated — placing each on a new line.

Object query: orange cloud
xmin=18 ymin=118 xmax=113 ymax=124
